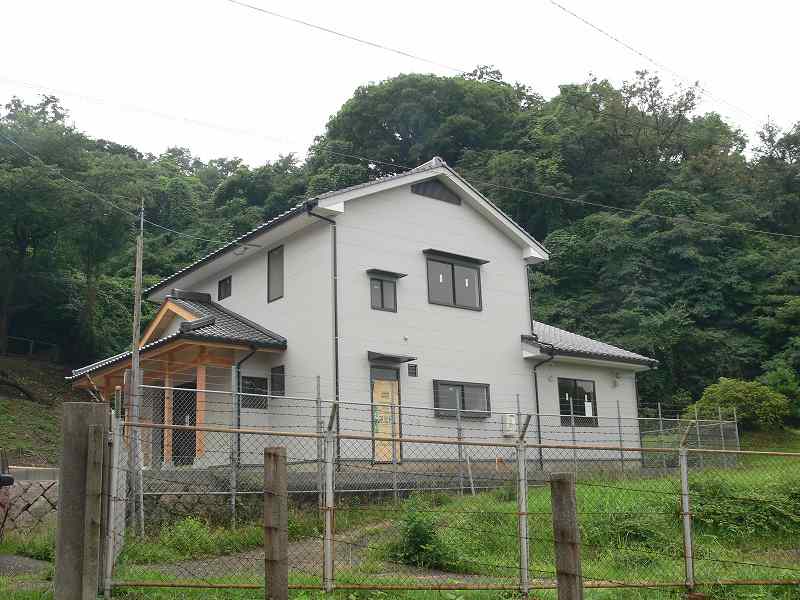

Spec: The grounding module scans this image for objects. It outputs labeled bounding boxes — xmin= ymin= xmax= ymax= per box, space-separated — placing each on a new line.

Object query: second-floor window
xmin=425 ymin=250 xmax=484 ymax=311
xmin=218 ymin=276 xmax=232 ymax=300
xmin=370 ymin=278 xmax=396 ymax=312
xmin=268 ymin=246 xmax=284 ymax=302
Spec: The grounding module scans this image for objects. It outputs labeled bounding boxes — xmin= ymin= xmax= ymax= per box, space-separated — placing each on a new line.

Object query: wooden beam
xmin=195 ymin=366 xmax=206 ymax=456
xmin=140 ymin=300 xmax=200 ymax=347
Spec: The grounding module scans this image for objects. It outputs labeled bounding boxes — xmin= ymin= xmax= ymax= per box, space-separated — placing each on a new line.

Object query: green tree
xmin=691 ymin=378 xmax=791 ymax=430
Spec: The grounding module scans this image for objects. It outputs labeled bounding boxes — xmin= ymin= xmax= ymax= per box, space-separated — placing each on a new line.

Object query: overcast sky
xmin=2 ymin=0 xmax=796 ymax=166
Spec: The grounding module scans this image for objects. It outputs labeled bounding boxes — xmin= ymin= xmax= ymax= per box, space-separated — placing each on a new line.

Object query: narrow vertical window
xmin=268 ymin=246 xmax=284 ymax=302
xmin=270 ymin=365 xmax=285 ymax=397
xmin=217 ymin=276 xmax=232 ymax=300
xmin=366 ymin=269 xmax=405 ymax=312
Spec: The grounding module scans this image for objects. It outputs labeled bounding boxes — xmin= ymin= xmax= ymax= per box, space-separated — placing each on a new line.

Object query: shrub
xmin=159 ymin=516 xmax=216 ymax=556
xmin=690 ymin=378 xmax=790 ymax=429
xmin=387 ymin=496 xmax=455 ymax=570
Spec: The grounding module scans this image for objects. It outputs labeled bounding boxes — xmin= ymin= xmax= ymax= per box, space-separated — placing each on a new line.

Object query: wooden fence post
xmin=550 ymin=472 xmax=583 ymax=600
xmin=264 ymin=447 xmax=288 ymax=600
xmin=54 ymin=402 xmax=109 ymax=600
xmin=83 ymin=425 xmax=105 ymax=599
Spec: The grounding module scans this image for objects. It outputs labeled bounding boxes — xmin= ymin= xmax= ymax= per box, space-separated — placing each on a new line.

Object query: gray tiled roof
xmin=523 ymin=322 xmax=657 ymax=366
xmin=67 ymin=294 xmax=286 ymax=381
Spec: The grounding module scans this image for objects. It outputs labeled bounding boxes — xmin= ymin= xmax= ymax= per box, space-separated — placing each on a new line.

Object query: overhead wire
xmin=547 ymin=0 xmax=764 ymax=128
xmin=221 ymin=0 xmax=469 ymax=75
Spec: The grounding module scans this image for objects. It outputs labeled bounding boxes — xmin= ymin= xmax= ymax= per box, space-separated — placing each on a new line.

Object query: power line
xmin=221 ymin=0 xmax=468 ymax=74
xmin=547 ymin=0 xmax=764 ymax=127
xmin=0 ymin=74 xmax=300 ymax=149
xmin=0 ymin=128 xmax=262 ymax=248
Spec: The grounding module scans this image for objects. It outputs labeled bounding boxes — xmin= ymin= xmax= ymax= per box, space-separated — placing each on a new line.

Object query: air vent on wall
xmin=408 ymin=364 xmax=418 ymax=377
xmin=411 ymin=180 xmax=461 ymax=205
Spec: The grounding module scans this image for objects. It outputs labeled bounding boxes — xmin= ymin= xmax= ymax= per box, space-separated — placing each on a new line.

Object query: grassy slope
xmin=0 ymin=356 xmax=84 ymax=465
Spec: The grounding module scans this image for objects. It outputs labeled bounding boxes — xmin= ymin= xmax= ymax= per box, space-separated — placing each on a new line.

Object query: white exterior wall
xmin=532 ymin=360 xmax=641 ymax=453
xmin=335 ymin=185 xmax=534 ymax=458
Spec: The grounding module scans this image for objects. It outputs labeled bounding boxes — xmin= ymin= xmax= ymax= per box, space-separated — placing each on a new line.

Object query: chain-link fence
xmin=101 ymin=394 xmax=800 ymax=597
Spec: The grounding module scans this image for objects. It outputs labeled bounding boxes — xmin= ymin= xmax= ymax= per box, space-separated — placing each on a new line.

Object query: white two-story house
xmin=69 ymin=157 xmax=657 ymax=467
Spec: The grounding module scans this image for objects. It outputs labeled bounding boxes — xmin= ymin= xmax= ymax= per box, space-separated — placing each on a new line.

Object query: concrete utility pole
xmin=130 ymin=198 xmax=145 ymax=535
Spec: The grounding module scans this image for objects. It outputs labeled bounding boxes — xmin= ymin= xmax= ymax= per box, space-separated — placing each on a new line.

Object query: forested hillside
xmin=1 ymin=69 xmax=798 ymax=411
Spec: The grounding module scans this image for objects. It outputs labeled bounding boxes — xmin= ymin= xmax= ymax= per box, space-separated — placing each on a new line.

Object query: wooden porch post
xmin=195 ymin=366 xmax=206 ymax=456
xmin=163 ymin=363 xmax=173 ymax=465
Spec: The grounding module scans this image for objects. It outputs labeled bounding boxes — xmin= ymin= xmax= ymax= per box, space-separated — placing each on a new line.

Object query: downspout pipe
xmin=306 ymin=204 xmax=340 ymax=434
xmin=234 ymin=347 xmax=257 ymax=463
xmin=531 ymin=338 xmax=556 ymax=472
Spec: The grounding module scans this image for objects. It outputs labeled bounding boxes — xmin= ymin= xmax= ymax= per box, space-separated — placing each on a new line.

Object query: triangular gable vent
xmin=411 ymin=179 xmax=461 ymax=205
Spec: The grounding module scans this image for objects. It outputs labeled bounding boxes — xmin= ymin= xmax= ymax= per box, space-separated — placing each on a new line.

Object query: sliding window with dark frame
xmin=370 ymin=278 xmax=396 ymax=312
xmin=558 ymin=378 xmax=598 ymax=427
xmin=424 ymin=250 xmax=485 ymax=311
xmin=240 ymin=376 xmax=268 ymax=409
xmin=433 ymin=380 xmax=490 ymax=419
xmin=366 ymin=269 xmax=405 ymax=313
xmin=270 ymin=365 xmax=285 ymax=397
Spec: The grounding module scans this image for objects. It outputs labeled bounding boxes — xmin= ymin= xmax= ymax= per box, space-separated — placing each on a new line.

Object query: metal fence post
xmin=316 ymin=375 xmax=324 ymax=509
xmin=550 ymin=472 xmax=583 ymax=600
xmin=615 ymin=396 xmax=624 ymax=474
xmin=732 ymin=407 xmax=741 ymax=451
xmin=679 ymin=448 xmax=695 ymax=591
xmin=390 ymin=403 xmax=399 ymax=503
xmin=230 ymin=366 xmax=239 ymax=528
xmin=517 ymin=416 xmax=531 ymax=598
xmin=456 ymin=400 xmax=464 ymax=495
xmin=717 ymin=405 xmax=726 ymax=451
xmin=323 ymin=404 xmax=338 ymax=593
xmin=264 ymin=447 xmax=288 ymax=600
xmin=103 ymin=415 xmax=123 ymax=599
xmin=694 ymin=406 xmax=704 ymax=468
xmin=657 ymin=403 xmax=668 ymax=470
xmin=569 ymin=395 xmax=577 ymax=474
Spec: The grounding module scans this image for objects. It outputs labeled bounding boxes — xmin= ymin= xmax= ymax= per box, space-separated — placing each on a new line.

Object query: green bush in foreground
xmin=386 ymin=495 xmax=457 ymax=570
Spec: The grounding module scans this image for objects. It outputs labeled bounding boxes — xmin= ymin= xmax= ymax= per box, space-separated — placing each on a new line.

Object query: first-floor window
xmin=433 ymin=380 xmax=490 ymax=418
xmin=270 ymin=365 xmax=285 ymax=397
xmin=240 ymin=376 xmax=267 ymax=409
xmin=559 ymin=378 xmax=598 ymax=427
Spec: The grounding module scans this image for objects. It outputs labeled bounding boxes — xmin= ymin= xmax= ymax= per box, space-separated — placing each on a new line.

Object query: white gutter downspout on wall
xmin=531 ymin=341 xmax=556 ymax=472
xmin=306 ymin=204 xmax=341 ymax=437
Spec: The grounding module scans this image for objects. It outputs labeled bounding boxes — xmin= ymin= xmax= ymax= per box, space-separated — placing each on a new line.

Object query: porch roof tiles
xmin=67 ymin=294 xmax=286 ymax=381
xmin=523 ymin=322 xmax=658 ymax=367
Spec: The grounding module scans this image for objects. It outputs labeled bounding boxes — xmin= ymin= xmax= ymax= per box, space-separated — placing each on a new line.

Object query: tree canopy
xmin=1 ymin=69 xmax=798 ymax=413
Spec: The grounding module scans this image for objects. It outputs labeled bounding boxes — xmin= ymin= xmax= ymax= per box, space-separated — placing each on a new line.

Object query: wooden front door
xmin=371 ymin=367 xmax=401 ymax=463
